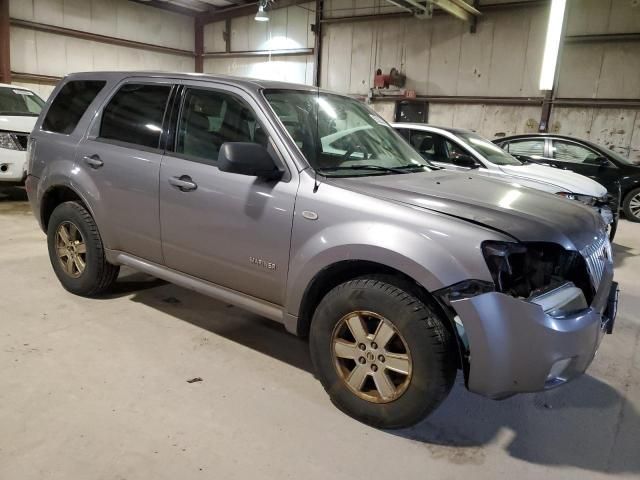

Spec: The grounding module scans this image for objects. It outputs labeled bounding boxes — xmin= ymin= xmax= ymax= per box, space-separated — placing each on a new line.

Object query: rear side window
xmin=99 ymin=83 xmax=172 ymax=149
xmin=505 ymin=139 xmax=545 ymax=158
xmin=42 ymin=81 xmax=106 ymax=134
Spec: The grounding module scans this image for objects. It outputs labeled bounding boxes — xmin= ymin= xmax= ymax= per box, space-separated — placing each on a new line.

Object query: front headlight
xmin=556 ymin=192 xmax=597 ymax=207
xmin=481 ymin=241 xmax=589 ymax=299
xmin=0 ymin=132 xmax=21 ymax=151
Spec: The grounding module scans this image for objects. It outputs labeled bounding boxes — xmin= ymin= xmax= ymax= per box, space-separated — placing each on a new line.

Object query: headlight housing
xmin=481 ymin=241 xmax=592 ymax=300
xmin=0 ymin=132 xmax=22 ymax=151
xmin=556 ymin=192 xmax=598 ymax=207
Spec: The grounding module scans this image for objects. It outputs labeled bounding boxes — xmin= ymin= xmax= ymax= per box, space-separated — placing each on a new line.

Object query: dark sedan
xmin=494 ymin=134 xmax=640 ymax=223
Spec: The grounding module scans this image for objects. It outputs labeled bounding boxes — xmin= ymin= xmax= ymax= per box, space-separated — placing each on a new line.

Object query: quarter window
xmin=505 ymin=139 xmax=545 ymax=158
xmin=99 ymin=83 xmax=172 ymax=149
xmin=551 ymin=140 xmax=600 ymax=164
xmin=42 ymin=80 xmax=105 ymax=134
xmin=176 ymin=88 xmax=266 ymax=163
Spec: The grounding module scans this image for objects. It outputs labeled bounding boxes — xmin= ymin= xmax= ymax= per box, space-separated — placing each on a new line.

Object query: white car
xmin=393 ymin=123 xmax=615 ymax=235
xmin=0 ymin=84 xmax=45 ymax=185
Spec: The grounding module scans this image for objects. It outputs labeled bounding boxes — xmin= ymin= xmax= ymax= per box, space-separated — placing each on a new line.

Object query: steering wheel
xmin=342 ymin=143 xmax=371 ymax=161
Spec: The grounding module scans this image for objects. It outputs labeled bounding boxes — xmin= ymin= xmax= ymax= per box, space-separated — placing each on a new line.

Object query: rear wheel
xmin=47 ymin=201 xmax=119 ymax=296
xmin=623 ymin=188 xmax=640 ymax=223
xmin=310 ymin=276 xmax=457 ymax=429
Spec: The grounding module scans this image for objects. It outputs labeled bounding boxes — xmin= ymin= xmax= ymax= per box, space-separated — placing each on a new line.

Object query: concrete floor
xmin=1 ymin=186 xmax=639 ymax=480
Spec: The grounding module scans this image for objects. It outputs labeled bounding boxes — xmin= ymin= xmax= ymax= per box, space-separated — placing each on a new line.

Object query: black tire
xmin=309 ymin=276 xmax=457 ymax=429
xmin=47 ymin=201 xmax=119 ymax=296
xmin=622 ymin=188 xmax=640 ymax=223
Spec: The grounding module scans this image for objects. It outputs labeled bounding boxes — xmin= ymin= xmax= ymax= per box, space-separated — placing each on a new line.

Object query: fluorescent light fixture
xmin=255 ymin=4 xmax=269 ymax=22
xmin=539 ymin=0 xmax=567 ymax=90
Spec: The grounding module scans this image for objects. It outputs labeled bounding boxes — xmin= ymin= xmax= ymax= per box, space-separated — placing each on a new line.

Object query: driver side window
xmin=176 ymin=88 xmax=267 ymax=163
xmin=551 ymin=140 xmax=600 ymax=164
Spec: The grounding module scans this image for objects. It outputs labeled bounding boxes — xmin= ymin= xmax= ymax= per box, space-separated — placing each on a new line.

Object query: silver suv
xmin=26 ymin=72 xmax=618 ymax=428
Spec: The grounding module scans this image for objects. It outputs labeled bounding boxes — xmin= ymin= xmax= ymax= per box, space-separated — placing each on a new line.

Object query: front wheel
xmin=623 ymin=188 xmax=640 ymax=223
xmin=309 ymin=276 xmax=457 ymax=429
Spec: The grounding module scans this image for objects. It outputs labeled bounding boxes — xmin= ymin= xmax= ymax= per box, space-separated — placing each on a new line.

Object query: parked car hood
xmin=499 ymin=163 xmax=607 ymax=197
xmin=329 ymin=170 xmax=604 ymax=252
xmin=0 ymin=115 xmax=37 ymax=133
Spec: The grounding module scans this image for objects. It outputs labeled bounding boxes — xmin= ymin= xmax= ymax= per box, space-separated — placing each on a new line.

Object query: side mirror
xmin=596 ymin=156 xmax=610 ymax=167
xmin=218 ymin=142 xmax=282 ymax=179
xmin=453 ymin=154 xmax=479 ymax=169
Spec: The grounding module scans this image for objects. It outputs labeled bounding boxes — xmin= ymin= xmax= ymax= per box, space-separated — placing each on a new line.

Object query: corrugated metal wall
xmin=8 ymin=0 xmax=195 ymax=98
xmin=321 ymin=0 xmax=640 ymax=161
xmin=202 ymin=2 xmax=315 ymax=84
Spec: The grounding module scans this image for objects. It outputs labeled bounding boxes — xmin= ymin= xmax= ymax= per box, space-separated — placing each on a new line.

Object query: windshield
xmin=263 ymin=89 xmax=430 ymax=177
xmin=0 ymin=87 xmax=45 ymax=116
xmin=457 ymin=132 xmax=522 ymax=166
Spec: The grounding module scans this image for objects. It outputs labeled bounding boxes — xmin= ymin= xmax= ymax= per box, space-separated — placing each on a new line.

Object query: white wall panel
xmin=10 ymin=0 xmax=194 ymax=51
xmin=550 ymin=107 xmax=640 ymax=163
xmin=322 ymin=4 xmax=547 ymax=97
xmin=204 ymin=21 xmax=227 ymax=53
xmin=203 ymin=55 xmax=313 ymax=85
xmin=10 ymin=27 xmax=195 ymax=77
xmin=427 ymin=103 xmax=539 ymax=138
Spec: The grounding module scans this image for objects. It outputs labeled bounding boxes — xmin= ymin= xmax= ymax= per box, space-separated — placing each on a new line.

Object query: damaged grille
xmin=581 ymin=233 xmax=612 ymax=289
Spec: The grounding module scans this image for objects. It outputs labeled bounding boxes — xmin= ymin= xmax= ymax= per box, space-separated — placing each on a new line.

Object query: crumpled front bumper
xmin=452 ymin=262 xmax=616 ymax=399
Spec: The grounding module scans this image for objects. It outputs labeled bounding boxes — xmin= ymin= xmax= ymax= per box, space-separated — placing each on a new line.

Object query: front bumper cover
xmin=452 ymin=262 xmax=616 ymax=399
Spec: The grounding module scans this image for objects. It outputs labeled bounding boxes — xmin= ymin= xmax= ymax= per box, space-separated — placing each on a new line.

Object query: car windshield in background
xmin=457 ymin=132 xmax=522 ymax=166
xmin=0 ymin=87 xmax=45 ymax=116
xmin=263 ymin=89 xmax=430 ymax=177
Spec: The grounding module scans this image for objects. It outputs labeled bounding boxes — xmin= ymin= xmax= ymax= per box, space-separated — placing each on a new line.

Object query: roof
xmin=391 ymin=123 xmax=475 ymax=135
xmin=64 ymin=71 xmax=327 ymax=93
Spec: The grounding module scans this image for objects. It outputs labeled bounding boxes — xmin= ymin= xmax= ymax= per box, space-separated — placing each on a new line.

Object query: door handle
xmin=83 ymin=154 xmax=104 ymax=169
xmin=169 ymin=175 xmax=198 ymax=192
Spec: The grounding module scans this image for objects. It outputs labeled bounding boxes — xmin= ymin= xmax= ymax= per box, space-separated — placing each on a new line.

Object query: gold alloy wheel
xmin=331 ymin=311 xmax=413 ymax=404
xmin=55 ymin=221 xmax=87 ymax=278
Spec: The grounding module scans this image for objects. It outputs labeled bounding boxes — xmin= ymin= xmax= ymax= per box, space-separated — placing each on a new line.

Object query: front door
xmin=75 ymin=79 xmax=174 ymax=263
xmin=548 ymin=138 xmax=619 ymax=192
xmin=159 ymin=84 xmax=298 ymax=305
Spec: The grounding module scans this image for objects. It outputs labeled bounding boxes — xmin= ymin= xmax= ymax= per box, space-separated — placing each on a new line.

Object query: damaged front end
xmin=435 ymin=235 xmax=618 ymax=399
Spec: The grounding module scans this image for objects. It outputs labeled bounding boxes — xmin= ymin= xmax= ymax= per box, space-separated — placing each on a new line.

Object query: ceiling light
xmin=255 ymin=1 xmax=269 ymax=22
xmin=539 ymin=0 xmax=567 ymax=91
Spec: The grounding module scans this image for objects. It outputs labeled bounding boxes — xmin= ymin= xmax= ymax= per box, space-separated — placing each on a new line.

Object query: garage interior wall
xmin=7 ymin=0 xmax=195 ymax=98
xmin=320 ymin=0 xmax=640 ymax=162
xmin=202 ymin=2 xmax=315 ymax=85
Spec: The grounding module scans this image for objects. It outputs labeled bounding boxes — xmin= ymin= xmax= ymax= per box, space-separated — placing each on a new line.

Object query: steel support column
xmin=312 ymin=0 xmax=323 ymax=87
xmin=195 ymin=18 xmax=204 ymax=73
xmin=0 ymin=0 xmax=10 ymax=83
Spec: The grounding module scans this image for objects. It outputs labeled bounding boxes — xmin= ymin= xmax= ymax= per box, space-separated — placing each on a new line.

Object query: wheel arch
xmin=293 ymin=259 xmax=463 ymax=369
xmin=40 ymin=184 xmax=94 ymax=231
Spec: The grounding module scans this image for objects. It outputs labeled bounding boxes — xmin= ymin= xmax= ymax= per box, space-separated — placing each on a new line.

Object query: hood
xmin=0 ymin=115 xmax=37 ymax=133
xmin=329 ymin=170 xmax=605 ymax=252
xmin=500 ymin=163 xmax=607 ymax=197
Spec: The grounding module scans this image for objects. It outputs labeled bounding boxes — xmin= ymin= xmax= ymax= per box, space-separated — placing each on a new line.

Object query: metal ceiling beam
xmin=128 ymin=0 xmax=201 ymax=16
xmin=427 ymin=0 xmax=477 ymax=21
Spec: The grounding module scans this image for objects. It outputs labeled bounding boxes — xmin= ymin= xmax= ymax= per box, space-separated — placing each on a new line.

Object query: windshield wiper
xmin=317 ymin=165 xmax=408 ymax=175
xmin=394 ymin=164 xmax=435 ymax=172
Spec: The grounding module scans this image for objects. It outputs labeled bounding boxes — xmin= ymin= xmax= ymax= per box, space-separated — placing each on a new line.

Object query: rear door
xmin=158 ymin=82 xmax=298 ymax=305
xmin=75 ymin=78 xmax=174 ymax=264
